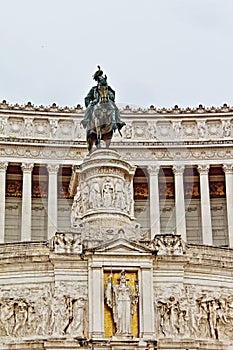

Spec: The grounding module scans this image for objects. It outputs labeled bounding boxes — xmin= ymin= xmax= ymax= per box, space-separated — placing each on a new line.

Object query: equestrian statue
xmin=81 ymin=66 xmax=125 ymax=153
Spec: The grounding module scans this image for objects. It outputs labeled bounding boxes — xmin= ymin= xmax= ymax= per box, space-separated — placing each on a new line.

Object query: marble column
xmin=0 ymin=162 xmax=8 ymax=243
xmin=147 ymin=166 xmax=160 ymax=239
xmin=21 ymin=163 xmax=34 ymax=241
xmin=47 ymin=164 xmax=59 ymax=239
xmin=223 ymin=164 xmax=233 ymax=247
xmin=172 ymin=165 xmax=186 ymax=241
xmin=197 ymin=164 xmax=213 ymax=245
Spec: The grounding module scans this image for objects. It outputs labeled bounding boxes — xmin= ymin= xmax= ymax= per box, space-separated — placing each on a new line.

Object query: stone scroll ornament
xmin=81 ymin=66 xmax=125 ymax=153
xmin=105 ymin=270 xmax=139 ymax=336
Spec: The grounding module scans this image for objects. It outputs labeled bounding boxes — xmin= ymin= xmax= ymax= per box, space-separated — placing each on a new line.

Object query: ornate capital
xmin=0 ymin=162 xmax=8 ymax=172
xmin=223 ymin=164 xmax=233 ymax=174
xmin=147 ymin=165 xmax=160 ymax=176
xmin=197 ymin=164 xmax=210 ymax=175
xmin=172 ymin=165 xmax=185 ymax=175
xmin=47 ymin=164 xmax=59 ymax=174
xmin=21 ymin=162 xmax=34 ymax=173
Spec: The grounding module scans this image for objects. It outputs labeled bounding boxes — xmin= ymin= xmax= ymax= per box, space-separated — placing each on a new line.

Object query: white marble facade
xmin=1 ymin=102 xmax=233 ymax=349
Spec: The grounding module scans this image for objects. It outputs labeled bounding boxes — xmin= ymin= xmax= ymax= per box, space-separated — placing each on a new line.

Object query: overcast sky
xmin=0 ymin=0 xmax=233 ymax=109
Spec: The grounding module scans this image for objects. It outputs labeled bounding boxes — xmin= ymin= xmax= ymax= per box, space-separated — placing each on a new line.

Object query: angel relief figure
xmin=105 ymin=270 xmax=139 ymax=336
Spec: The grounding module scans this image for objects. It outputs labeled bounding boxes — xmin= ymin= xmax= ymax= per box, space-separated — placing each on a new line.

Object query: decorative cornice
xmin=0 ymin=100 xmax=233 ymax=115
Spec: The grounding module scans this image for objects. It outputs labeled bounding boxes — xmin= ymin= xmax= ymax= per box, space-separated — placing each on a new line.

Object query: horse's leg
xmin=103 ymin=131 xmax=113 ymax=148
xmin=88 ymin=136 xmax=94 ymax=154
xmin=105 ymin=139 xmax=111 ymax=148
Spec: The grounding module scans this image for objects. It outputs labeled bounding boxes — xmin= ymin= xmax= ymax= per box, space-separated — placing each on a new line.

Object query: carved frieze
xmin=154 ymin=285 xmax=233 ymax=342
xmin=0 ymin=284 xmax=87 ymax=339
xmin=71 ymin=176 xmax=133 ymax=220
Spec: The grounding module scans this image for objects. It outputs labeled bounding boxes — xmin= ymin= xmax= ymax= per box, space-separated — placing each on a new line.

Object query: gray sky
xmin=1 ymin=0 xmax=233 ymax=108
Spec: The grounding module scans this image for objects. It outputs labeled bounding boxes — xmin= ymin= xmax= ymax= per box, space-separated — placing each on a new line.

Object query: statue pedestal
xmin=70 ymin=149 xmax=145 ymax=244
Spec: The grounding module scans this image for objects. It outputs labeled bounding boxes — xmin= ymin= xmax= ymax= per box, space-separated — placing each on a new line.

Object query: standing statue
xmin=105 ymin=270 xmax=139 ymax=336
xmin=81 ymin=66 xmax=125 ymax=153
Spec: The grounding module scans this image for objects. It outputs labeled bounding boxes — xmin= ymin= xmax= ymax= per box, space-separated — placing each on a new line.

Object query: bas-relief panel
xmin=154 ymin=284 xmax=233 ymax=343
xmin=0 ymin=283 xmax=88 ymax=340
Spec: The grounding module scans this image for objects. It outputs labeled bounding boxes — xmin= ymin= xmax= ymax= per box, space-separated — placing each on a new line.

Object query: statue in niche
xmin=105 ymin=270 xmax=139 ymax=336
xmin=102 ymin=177 xmax=114 ymax=207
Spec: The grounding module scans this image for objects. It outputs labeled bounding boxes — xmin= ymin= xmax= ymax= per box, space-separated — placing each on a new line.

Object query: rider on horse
xmin=81 ymin=66 xmax=125 ymax=132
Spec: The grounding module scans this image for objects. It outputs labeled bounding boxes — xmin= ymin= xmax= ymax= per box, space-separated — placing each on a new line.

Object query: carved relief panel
xmin=0 ymin=283 xmax=88 ymax=340
xmin=154 ymin=285 xmax=233 ymax=342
